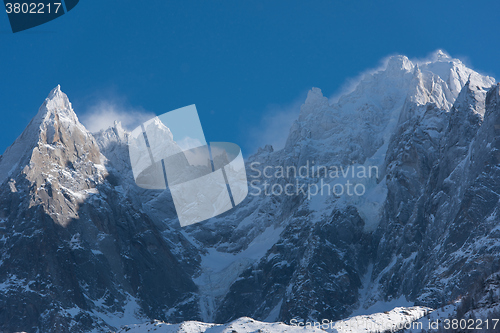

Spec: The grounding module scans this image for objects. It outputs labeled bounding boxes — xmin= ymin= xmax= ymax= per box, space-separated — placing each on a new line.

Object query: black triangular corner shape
xmin=64 ymin=0 xmax=78 ymax=12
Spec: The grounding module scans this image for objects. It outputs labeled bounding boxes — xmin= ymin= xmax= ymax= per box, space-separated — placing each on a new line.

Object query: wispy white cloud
xmin=80 ymin=100 xmax=155 ymax=133
xmin=412 ymin=49 xmax=496 ymax=79
xmin=329 ymin=55 xmax=396 ymax=104
xmin=246 ymin=54 xmax=401 ymax=154
xmin=246 ymin=55 xmax=398 ymax=154
xmin=327 ymin=49 xmax=453 ymax=104
xmin=247 ymin=49 xmax=494 ymax=157
xmin=246 ymin=92 xmax=307 ymax=153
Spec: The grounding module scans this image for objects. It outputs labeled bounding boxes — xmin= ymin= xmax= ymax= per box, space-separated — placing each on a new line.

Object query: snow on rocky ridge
xmin=117 ymin=306 xmax=432 ymax=333
xmin=0 ymin=50 xmax=499 ymax=332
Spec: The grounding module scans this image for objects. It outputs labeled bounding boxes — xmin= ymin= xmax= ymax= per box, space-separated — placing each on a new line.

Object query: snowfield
xmin=117 ymin=306 xmax=432 ymax=333
xmin=0 ymin=50 xmax=499 ymax=332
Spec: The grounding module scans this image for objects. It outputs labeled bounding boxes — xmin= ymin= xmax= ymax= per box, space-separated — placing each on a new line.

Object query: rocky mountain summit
xmin=0 ymin=51 xmax=500 ymax=332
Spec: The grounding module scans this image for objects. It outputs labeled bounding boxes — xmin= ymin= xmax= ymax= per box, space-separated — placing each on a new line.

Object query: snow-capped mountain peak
xmin=0 ymin=86 xmax=76 ymax=184
xmin=431 ymin=49 xmax=451 ymax=61
xmin=385 ymin=54 xmax=414 ymax=77
xmin=0 ymin=85 xmax=105 ymax=225
xmin=298 ymin=87 xmax=329 ymax=120
xmin=1 ymin=53 xmax=500 ymax=332
xmin=38 ymin=84 xmax=74 ymax=119
xmin=33 ymin=84 xmax=92 ymax=145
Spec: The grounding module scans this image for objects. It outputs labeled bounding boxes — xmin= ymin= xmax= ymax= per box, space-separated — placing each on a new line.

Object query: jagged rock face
xmin=214 ymin=206 xmax=372 ymax=323
xmin=26 ymin=87 xmax=103 ymax=226
xmin=0 ymin=87 xmax=200 ymax=332
xmin=0 ymin=52 xmax=500 ymax=332
xmin=372 ymin=80 xmax=500 ymax=308
xmin=211 ymin=53 xmax=497 ymax=324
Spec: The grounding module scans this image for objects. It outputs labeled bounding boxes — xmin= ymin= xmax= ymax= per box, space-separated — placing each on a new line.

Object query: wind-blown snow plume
xmin=81 ymin=99 xmax=155 ymax=133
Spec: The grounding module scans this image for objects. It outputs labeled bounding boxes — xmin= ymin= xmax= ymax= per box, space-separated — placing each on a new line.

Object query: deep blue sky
xmin=1 ymin=0 xmax=499 ymax=156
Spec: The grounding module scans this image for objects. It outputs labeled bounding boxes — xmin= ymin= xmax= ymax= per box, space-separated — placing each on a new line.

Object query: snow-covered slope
xmin=117 ymin=306 xmax=432 ymax=333
xmin=404 ymin=273 xmax=500 ymax=333
xmin=117 ymin=317 xmax=326 ymax=333
xmin=202 ymin=51 xmax=497 ymax=323
xmin=0 ymin=50 xmax=499 ymax=332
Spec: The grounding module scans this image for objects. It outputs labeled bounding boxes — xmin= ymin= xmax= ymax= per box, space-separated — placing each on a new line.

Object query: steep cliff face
xmin=372 ymin=81 xmax=500 ymax=311
xmin=210 ymin=52 xmax=498 ymax=323
xmin=0 ymin=51 xmax=499 ymax=332
xmin=0 ymin=85 xmax=103 ymax=226
xmin=0 ymin=87 xmax=199 ymax=332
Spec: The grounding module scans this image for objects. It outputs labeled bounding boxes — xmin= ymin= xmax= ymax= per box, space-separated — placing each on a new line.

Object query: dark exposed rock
xmin=1 ymin=54 xmax=500 ymax=332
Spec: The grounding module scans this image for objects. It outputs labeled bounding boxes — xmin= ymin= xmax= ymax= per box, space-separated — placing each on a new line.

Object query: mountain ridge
xmin=0 ymin=51 xmax=499 ymax=332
